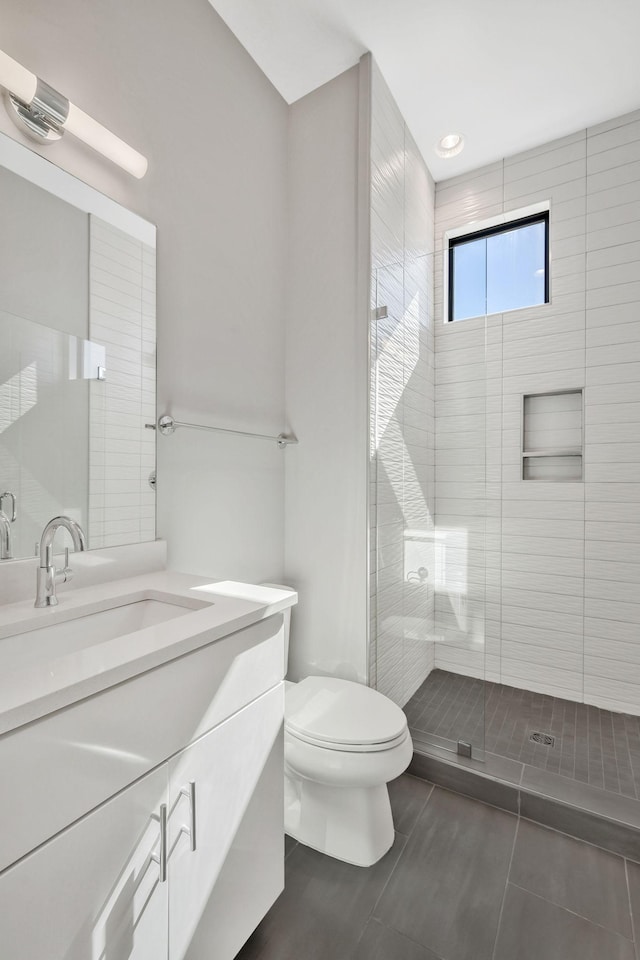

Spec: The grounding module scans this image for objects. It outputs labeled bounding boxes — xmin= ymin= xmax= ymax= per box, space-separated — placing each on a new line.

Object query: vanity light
xmin=435 ymin=133 xmax=465 ymax=159
xmin=0 ymin=49 xmax=148 ymax=178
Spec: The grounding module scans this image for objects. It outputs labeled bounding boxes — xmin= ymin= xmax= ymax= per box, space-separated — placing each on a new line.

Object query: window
xmin=447 ymin=211 xmax=549 ymax=322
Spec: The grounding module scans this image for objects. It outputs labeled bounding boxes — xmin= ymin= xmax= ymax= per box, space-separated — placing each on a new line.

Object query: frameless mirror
xmin=0 ymin=132 xmax=156 ymax=559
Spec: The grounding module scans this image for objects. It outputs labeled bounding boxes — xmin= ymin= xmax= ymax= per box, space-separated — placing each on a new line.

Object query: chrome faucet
xmin=0 ymin=492 xmax=16 ymax=560
xmin=35 ymin=516 xmax=87 ymax=608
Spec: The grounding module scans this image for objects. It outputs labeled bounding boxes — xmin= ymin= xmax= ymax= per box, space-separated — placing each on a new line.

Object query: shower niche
xmin=522 ymin=389 xmax=583 ymax=481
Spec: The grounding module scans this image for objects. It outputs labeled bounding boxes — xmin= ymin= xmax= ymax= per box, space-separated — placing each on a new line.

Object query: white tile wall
xmin=433 ymin=109 xmax=640 ymax=716
xmin=89 ymin=217 xmax=156 ymax=549
xmin=369 ymin=61 xmax=436 ymax=706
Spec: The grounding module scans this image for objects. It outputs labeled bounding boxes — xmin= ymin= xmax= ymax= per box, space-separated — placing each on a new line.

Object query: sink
xmin=0 ymin=596 xmax=211 ymax=673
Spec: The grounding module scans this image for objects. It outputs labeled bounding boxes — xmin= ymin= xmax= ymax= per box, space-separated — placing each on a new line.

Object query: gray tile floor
xmin=405 ymin=670 xmax=640 ymax=799
xmin=235 ymin=775 xmax=640 ymax=960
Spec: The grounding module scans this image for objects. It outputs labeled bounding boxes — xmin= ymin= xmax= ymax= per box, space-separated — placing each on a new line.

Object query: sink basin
xmin=0 ymin=596 xmax=210 ymax=673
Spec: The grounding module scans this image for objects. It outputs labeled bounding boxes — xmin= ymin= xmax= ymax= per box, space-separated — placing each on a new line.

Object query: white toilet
xmin=265 ymin=585 xmax=413 ymax=867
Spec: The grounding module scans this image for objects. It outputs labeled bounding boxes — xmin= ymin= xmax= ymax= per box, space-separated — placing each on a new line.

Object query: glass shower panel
xmin=371 ymin=260 xmax=412 ymax=707
xmin=381 ymin=304 xmax=490 ymax=762
xmin=371 ymin=252 xmax=488 ymax=760
xmin=368 ymin=58 xmax=486 ymax=761
xmin=410 ymin=311 xmax=488 ymax=760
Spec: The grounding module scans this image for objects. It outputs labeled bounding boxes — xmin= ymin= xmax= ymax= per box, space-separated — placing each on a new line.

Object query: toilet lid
xmin=285 ymin=676 xmax=408 ymax=747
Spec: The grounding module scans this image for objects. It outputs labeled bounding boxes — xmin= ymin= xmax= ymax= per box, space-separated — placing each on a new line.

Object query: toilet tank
xmin=261 ymin=583 xmax=293 ymax=675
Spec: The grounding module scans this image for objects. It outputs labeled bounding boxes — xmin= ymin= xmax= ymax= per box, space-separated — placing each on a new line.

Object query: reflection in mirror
xmin=0 ymin=141 xmax=156 ymax=559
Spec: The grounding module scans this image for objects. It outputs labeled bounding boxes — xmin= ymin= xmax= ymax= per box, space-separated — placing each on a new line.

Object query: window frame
xmin=445 ymin=205 xmax=550 ymax=323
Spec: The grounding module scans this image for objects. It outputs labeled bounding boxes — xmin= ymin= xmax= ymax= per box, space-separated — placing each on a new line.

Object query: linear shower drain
xmin=529 ymin=731 xmax=556 ymax=747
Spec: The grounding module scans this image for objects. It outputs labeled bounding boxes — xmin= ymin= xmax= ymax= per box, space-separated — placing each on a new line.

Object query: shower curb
xmin=409 ymin=749 xmax=640 ymax=862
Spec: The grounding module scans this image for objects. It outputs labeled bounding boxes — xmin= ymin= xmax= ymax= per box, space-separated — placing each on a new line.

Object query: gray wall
xmin=0 ymin=0 xmax=289 ymax=582
xmin=285 ymin=64 xmax=369 ymax=682
xmin=433 ymin=108 xmax=640 ymax=717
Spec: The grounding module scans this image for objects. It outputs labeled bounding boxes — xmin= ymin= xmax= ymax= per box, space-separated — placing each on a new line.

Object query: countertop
xmin=0 ymin=571 xmax=297 ymax=737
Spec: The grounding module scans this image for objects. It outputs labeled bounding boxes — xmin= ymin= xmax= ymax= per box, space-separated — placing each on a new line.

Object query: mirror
xmin=0 ymin=132 xmax=156 ymax=559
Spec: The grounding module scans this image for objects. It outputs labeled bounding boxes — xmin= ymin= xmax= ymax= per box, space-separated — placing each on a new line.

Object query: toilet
xmin=264 ymin=585 xmax=413 ymax=867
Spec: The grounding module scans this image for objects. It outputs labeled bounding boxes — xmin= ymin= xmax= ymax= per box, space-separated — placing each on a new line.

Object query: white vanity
xmin=0 ymin=106 xmax=296 ymax=959
xmin=0 ymin=569 xmax=296 ymax=959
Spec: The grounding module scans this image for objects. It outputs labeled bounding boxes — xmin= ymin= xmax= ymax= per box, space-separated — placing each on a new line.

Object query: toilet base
xmin=284 ymin=772 xmax=395 ymax=867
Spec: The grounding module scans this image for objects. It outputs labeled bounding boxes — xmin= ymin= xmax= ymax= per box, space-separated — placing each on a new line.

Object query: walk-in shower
xmin=369 ymin=66 xmax=640 ymax=821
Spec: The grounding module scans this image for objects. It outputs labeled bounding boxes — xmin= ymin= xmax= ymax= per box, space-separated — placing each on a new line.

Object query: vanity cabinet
xmin=0 ymin=764 xmax=170 ymax=960
xmin=0 ymin=613 xmax=285 ymax=872
xmin=0 ymin=615 xmax=285 ymax=960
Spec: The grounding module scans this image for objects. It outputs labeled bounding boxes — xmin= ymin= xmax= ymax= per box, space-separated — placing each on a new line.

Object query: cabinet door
xmin=0 ymin=764 xmax=169 ymax=960
xmin=168 ymin=683 xmax=284 ymax=960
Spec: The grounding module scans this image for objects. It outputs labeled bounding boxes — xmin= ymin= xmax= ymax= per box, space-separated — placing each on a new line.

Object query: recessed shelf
xmin=522 ymin=391 xmax=583 ymax=481
xmin=523 ymin=448 xmax=582 ymax=458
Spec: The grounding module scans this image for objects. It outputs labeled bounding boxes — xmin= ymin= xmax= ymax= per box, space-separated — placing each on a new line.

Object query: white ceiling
xmin=208 ymin=0 xmax=640 ymax=181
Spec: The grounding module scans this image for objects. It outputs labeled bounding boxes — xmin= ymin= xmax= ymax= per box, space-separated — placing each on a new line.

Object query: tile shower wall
xmin=369 ymin=62 xmax=436 ymax=706
xmin=433 ymin=107 xmax=640 ymax=716
xmin=88 ymin=217 xmax=156 ymax=549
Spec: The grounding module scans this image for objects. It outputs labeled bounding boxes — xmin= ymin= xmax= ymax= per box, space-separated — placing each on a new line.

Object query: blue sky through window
xmin=451 ymin=217 xmax=547 ymax=321
xmin=452 ymin=237 xmax=486 ymax=320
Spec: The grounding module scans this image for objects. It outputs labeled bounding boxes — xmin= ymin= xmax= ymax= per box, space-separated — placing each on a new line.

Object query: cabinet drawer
xmin=0 ymin=613 xmax=284 ymax=873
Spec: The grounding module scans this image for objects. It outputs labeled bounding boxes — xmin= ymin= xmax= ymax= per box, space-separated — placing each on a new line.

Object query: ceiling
xmin=208 ymin=0 xmax=640 ymax=181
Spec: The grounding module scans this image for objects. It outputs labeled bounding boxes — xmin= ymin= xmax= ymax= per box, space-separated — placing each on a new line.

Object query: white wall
xmin=433 ymin=107 xmax=640 ymax=716
xmin=369 ymin=61 xmax=436 ymax=707
xmin=284 ymin=64 xmax=369 ymax=682
xmin=0 ymin=0 xmax=288 ymax=583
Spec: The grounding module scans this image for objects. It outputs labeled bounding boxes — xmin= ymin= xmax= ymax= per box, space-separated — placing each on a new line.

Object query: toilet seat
xmin=286 ymin=725 xmax=410 ymax=753
xmin=285 ymin=676 xmax=408 ymax=752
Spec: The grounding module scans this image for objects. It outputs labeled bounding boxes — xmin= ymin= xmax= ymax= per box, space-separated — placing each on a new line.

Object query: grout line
xmin=491 ymin=814 xmax=520 ymax=960
xmin=403 ymin=780 xmax=435 ymax=839
xmin=369 ymin=778 xmax=437 ymax=922
xmin=624 ymin=859 xmax=639 ymax=954
xmin=507 ymin=879 xmax=635 ymax=941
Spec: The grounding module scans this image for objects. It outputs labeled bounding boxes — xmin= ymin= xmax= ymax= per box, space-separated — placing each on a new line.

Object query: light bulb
xmin=65 ymin=103 xmax=148 ymax=179
xmin=435 ymin=133 xmax=465 ymax=159
xmin=0 ymin=50 xmax=37 ymax=105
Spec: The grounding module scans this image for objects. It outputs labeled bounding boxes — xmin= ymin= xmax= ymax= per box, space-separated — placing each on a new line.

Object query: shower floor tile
xmin=406 ymin=669 xmax=640 ymax=801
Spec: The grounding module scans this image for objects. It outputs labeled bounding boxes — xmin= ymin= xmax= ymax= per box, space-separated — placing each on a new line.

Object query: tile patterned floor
xmin=405 ymin=670 xmax=640 ymax=800
xmin=235 ymin=775 xmax=640 ymax=960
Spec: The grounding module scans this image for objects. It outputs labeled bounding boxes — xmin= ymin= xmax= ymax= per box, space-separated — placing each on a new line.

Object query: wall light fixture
xmin=0 ymin=50 xmax=148 ymax=178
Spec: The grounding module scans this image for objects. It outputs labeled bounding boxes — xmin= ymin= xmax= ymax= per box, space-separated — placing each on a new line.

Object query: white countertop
xmin=0 ymin=571 xmax=297 ymax=737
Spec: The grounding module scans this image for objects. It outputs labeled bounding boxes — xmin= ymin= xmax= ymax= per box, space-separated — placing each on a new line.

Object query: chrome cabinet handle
xmin=179 ymin=781 xmax=196 ymax=852
xmin=151 ymin=803 xmax=168 ymax=882
xmin=0 ymin=492 xmax=16 ymax=522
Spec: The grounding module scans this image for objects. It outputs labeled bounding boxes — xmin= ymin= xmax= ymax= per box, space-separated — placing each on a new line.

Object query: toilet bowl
xmin=285 ymin=676 xmax=413 ymax=866
xmin=263 ymin=584 xmax=413 ymax=867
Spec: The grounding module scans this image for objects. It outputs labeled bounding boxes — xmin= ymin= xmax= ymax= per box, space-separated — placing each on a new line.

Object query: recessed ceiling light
xmin=435 ymin=133 xmax=465 ymax=159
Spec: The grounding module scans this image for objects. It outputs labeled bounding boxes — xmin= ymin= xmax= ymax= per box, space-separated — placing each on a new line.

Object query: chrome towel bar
xmin=150 ymin=414 xmax=298 ymax=449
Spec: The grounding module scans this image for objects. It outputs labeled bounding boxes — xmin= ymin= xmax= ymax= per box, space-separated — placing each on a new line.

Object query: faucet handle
xmin=62 ymin=547 xmax=74 ymax=583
